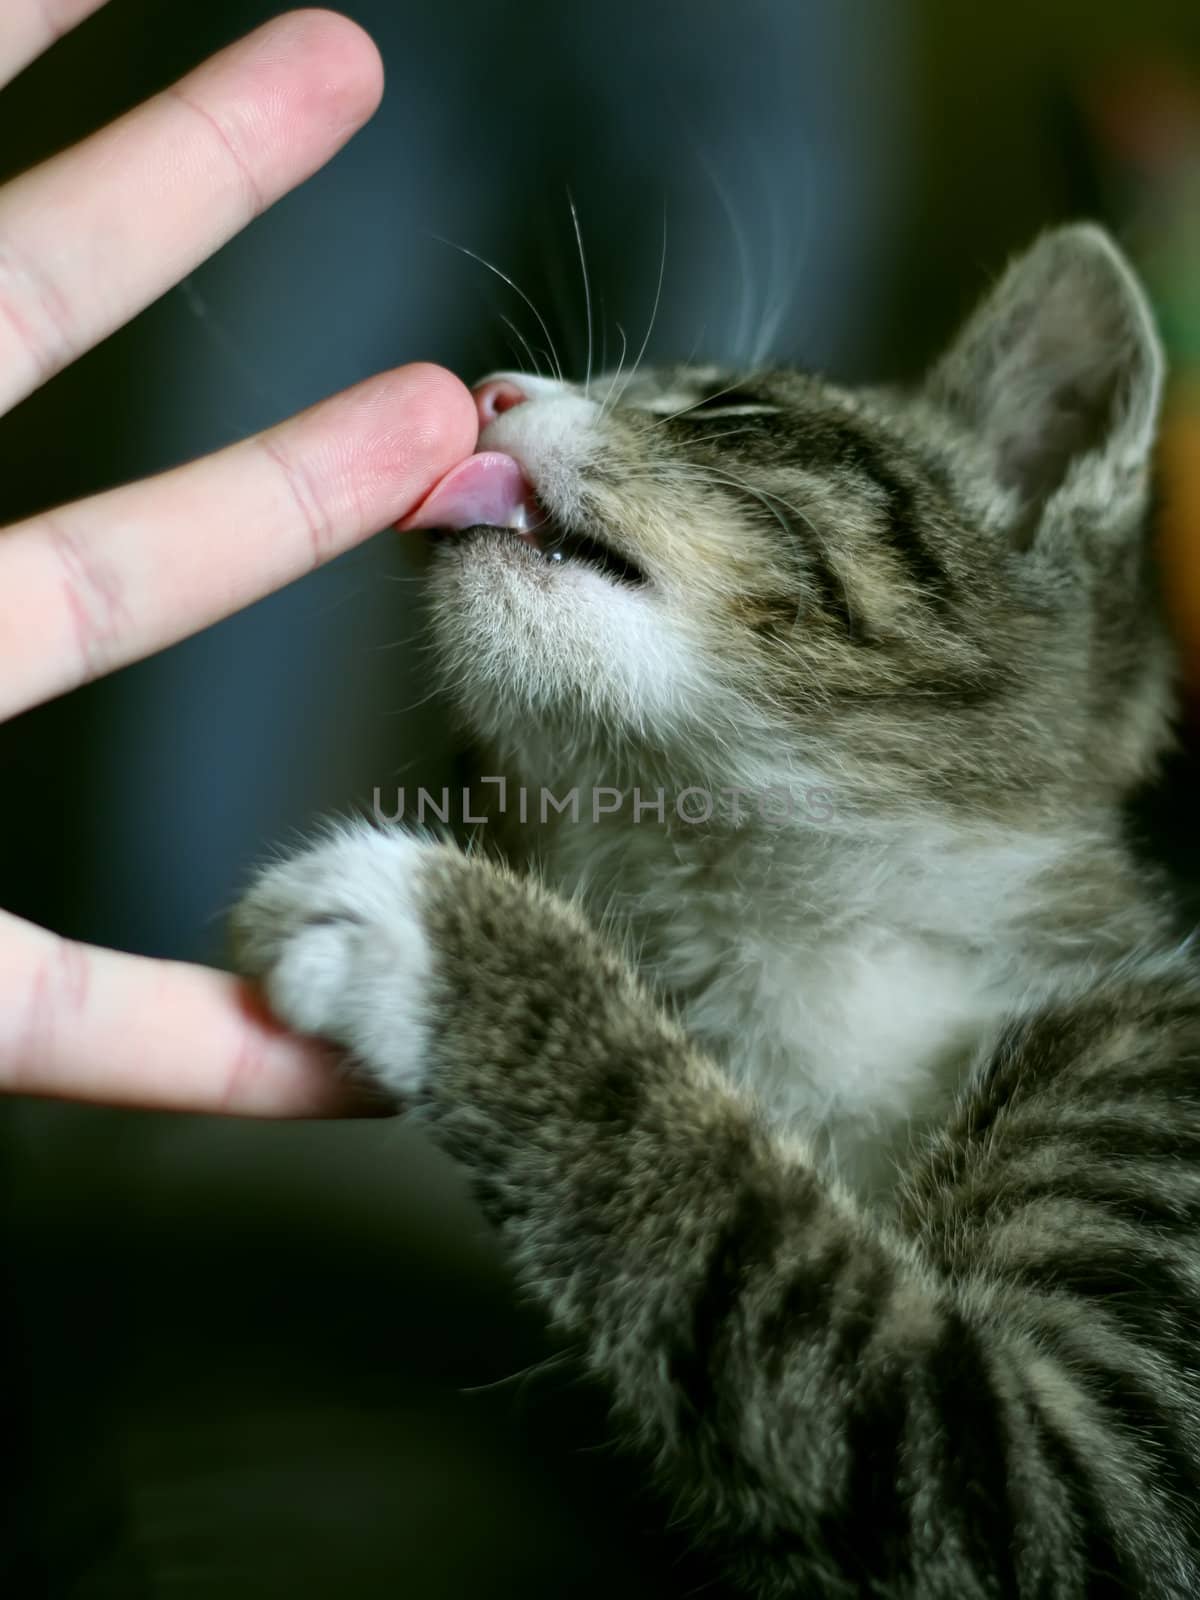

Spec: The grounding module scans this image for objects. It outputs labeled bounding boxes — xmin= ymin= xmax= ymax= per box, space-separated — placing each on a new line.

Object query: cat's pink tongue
xmin=399 ymin=451 xmax=538 ymax=533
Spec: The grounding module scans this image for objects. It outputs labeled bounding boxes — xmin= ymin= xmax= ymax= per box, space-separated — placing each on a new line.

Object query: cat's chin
xmin=428 ymin=534 xmax=707 ymax=749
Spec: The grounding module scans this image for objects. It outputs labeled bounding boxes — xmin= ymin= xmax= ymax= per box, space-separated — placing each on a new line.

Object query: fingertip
xmin=264 ymin=9 xmax=385 ymax=132
xmin=250 ymin=364 xmax=479 ymax=563
xmin=393 ymin=362 xmax=481 ymax=470
xmin=232 ymin=979 xmax=388 ymax=1117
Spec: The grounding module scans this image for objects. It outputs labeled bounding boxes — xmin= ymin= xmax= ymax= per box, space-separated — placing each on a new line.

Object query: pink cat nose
xmin=473 ymin=378 xmax=527 ymax=428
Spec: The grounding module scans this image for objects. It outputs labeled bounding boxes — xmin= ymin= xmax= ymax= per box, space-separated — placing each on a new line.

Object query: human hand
xmin=0 ymin=5 xmax=477 ymax=1115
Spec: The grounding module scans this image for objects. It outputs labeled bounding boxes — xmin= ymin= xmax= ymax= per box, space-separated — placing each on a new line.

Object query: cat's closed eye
xmin=679 ymin=388 xmax=778 ymax=414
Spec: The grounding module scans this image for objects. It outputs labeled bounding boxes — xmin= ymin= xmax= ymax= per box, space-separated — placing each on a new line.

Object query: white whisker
xmin=598 ymin=321 xmax=629 ymax=422
xmin=672 ymin=425 xmax=760 ymax=450
xmin=611 ymin=208 xmax=668 ymax=412
xmin=568 ymin=189 xmax=594 ymax=399
xmin=432 ymin=233 xmax=564 ymax=382
xmin=500 ymin=313 xmax=542 ymax=379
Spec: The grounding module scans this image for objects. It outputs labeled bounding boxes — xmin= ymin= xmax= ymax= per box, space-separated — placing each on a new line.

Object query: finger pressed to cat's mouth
xmin=398 ymin=450 xmax=647 ymax=587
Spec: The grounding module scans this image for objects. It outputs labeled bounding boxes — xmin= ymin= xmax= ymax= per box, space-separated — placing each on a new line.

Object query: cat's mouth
xmin=399 ymin=451 xmax=647 ymax=587
xmin=521 ymin=518 xmax=646 ymax=586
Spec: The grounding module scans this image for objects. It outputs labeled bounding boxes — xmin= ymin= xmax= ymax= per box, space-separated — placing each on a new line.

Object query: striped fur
xmin=415 ymin=860 xmax=1200 ymax=1598
xmin=235 ymin=226 xmax=1200 ymax=1594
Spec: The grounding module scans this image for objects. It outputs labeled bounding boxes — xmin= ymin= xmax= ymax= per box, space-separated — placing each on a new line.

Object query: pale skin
xmin=0 ymin=3 xmax=478 ymax=1115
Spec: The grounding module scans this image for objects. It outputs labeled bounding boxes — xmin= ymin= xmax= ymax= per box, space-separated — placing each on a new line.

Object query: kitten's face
xmin=421 ymin=228 xmax=1172 ymax=817
xmin=428 ymin=366 xmax=990 ymax=736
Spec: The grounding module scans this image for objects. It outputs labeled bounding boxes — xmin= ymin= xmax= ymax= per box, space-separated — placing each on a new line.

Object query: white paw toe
xmin=233 ymin=823 xmax=436 ymax=1096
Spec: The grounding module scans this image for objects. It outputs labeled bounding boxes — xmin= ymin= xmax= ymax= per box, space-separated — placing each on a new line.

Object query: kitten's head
xmin=415 ymin=225 xmax=1171 ymax=822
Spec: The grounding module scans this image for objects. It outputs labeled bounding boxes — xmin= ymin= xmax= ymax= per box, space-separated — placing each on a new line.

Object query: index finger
xmin=0 ymin=362 xmax=477 ymax=720
xmin=1 ymin=0 xmax=110 ymax=91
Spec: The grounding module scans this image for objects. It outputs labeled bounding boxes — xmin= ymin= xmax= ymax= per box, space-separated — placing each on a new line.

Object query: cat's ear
xmin=925 ymin=225 xmax=1162 ymax=543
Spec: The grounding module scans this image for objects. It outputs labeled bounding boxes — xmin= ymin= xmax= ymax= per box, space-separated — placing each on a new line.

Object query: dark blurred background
xmin=3 ymin=2 xmax=1200 ymax=1595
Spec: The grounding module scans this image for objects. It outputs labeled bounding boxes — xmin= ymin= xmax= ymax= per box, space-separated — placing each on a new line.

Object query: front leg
xmin=233 ymin=823 xmax=1192 ymax=1598
xmin=231 ymin=823 xmax=750 ymax=1254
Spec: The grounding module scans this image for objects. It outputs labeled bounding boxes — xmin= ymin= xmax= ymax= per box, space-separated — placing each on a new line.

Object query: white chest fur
xmin=542 ymin=815 xmax=1056 ymax=1196
xmin=675 ymin=919 xmax=1015 ymax=1193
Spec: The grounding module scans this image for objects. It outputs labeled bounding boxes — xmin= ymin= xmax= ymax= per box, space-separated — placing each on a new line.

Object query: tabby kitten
xmin=234 ymin=226 xmax=1200 ymax=1597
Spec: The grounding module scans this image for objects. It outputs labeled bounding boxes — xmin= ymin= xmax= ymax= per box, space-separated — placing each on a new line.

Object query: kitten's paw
xmin=231 ymin=823 xmax=438 ymax=1098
